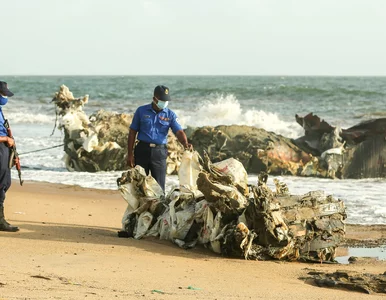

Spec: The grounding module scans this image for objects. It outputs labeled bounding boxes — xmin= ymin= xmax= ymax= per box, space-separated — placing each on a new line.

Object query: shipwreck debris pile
xmin=117 ymin=150 xmax=346 ymax=262
xmin=189 ymin=125 xmax=312 ymax=176
xmin=51 ymin=85 xmax=386 ymax=179
xmin=51 ymin=85 xmax=128 ymax=172
xmin=294 ymin=113 xmax=386 ymax=179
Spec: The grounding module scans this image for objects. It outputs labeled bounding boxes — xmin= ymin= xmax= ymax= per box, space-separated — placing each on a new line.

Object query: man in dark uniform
xmin=0 ymin=81 xmax=19 ymax=232
xmin=127 ymin=85 xmax=191 ymax=192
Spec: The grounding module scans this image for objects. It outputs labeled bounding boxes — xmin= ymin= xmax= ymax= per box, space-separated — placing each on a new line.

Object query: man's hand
xmin=127 ymin=153 xmax=135 ymax=168
xmin=176 ymin=130 xmax=193 ymax=151
xmin=6 ymin=137 xmax=15 ymax=148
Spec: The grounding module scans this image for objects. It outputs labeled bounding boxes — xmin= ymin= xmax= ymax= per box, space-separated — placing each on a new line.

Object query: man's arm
xmin=175 ymin=130 xmax=191 ymax=149
xmin=127 ymin=128 xmax=138 ymax=168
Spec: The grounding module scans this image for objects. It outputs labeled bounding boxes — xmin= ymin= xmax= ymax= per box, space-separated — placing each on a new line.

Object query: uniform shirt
xmin=0 ymin=108 xmax=7 ymax=137
xmin=130 ymin=103 xmax=183 ymax=145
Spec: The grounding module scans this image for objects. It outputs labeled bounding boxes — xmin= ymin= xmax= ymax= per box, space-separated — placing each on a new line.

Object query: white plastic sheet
xmin=178 ymin=150 xmax=202 ymax=191
xmin=212 ymin=158 xmax=248 ymax=192
xmin=134 ymin=211 xmax=153 ymax=239
xmin=119 ymin=165 xmax=164 ymax=231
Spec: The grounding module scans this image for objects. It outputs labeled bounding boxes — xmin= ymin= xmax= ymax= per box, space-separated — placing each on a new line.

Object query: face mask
xmin=154 ymin=99 xmax=168 ymax=110
xmin=0 ymin=95 xmax=8 ymax=106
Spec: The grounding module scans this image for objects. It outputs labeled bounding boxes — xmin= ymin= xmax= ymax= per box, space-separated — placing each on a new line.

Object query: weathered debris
xmin=51 ymin=85 xmax=127 ymax=172
xmin=117 ymin=150 xmax=346 ymax=262
xmin=51 ymin=85 xmax=386 ymax=179
xmin=295 ymin=113 xmax=386 ymax=178
xmin=190 ymin=125 xmax=312 ymax=176
xmin=302 ymin=269 xmax=386 ymax=294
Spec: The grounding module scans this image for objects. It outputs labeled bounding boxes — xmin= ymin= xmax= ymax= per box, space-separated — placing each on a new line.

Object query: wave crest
xmin=176 ymin=93 xmax=303 ymax=138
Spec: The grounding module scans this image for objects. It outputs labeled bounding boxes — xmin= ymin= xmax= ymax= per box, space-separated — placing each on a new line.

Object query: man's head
xmin=0 ymin=81 xmax=14 ymax=97
xmin=153 ymin=85 xmax=171 ymax=102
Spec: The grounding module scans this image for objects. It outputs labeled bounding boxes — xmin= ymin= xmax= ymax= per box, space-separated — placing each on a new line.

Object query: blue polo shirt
xmin=130 ymin=103 xmax=183 ymax=145
xmin=0 ymin=108 xmax=7 ymax=137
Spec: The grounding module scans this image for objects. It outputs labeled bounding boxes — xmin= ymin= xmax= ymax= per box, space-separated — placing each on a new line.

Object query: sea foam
xmin=175 ymin=93 xmax=303 ymax=138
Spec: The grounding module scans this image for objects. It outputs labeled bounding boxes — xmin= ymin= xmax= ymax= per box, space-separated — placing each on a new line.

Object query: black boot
xmin=0 ymin=205 xmax=19 ymax=232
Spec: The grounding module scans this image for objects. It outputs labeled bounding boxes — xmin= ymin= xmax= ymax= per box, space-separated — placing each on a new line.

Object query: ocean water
xmin=2 ymin=75 xmax=386 ymax=225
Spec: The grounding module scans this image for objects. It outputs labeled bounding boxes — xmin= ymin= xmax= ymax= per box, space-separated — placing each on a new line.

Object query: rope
xmin=51 ymin=110 xmax=58 ymax=136
xmin=18 ymin=144 xmax=64 ymax=156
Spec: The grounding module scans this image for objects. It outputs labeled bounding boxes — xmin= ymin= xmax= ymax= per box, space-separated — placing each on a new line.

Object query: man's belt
xmin=138 ymin=141 xmax=166 ymax=148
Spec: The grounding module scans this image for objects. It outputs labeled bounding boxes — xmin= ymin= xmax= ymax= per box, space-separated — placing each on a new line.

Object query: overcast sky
xmin=2 ymin=0 xmax=386 ymax=76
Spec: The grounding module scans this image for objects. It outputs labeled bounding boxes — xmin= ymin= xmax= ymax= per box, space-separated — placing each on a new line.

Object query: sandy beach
xmin=1 ymin=180 xmax=386 ymax=300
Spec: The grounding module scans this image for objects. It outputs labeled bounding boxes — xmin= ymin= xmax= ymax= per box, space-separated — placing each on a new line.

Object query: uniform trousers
xmin=0 ymin=142 xmax=11 ymax=206
xmin=134 ymin=141 xmax=168 ymax=191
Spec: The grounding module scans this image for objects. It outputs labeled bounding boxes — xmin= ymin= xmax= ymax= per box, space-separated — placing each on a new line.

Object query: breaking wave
xmin=175 ymin=94 xmax=303 ymax=139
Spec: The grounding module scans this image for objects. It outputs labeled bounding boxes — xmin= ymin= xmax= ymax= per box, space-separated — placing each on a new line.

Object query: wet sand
xmin=1 ymin=180 xmax=386 ymax=300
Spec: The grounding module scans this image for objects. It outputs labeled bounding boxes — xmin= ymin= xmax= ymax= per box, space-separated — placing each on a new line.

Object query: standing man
xmin=0 ymin=81 xmax=18 ymax=232
xmin=127 ymin=85 xmax=191 ymax=192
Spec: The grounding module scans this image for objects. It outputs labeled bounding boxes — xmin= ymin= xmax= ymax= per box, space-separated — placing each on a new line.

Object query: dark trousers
xmin=134 ymin=142 xmax=168 ymax=191
xmin=0 ymin=143 xmax=11 ymax=206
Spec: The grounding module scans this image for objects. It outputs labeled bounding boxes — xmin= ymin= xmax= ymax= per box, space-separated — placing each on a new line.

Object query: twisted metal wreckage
xmin=51 ymin=85 xmax=386 ymax=179
xmin=116 ymin=150 xmax=346 ymax=262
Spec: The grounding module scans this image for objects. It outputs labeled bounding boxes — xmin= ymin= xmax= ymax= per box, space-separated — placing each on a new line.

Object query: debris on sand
xmin=301 ymin=269 xmax=386 ymax=294
xmin=117 ymin=150 xmax=346 ymax=263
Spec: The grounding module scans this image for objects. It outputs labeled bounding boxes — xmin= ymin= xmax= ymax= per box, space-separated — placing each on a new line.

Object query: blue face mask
xmin=154 ymin=99 xmax=168 ymax=110
xmin=0 ymin=95 xmax=8 ymax=106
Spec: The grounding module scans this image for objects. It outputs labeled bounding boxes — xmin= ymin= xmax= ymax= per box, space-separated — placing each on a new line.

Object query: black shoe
xmin=0 ymin=222 xmax=19 ymax=232
xmin=0 ymin=205 xmax=19 ymax=232
xmin=118 ymin=230 xmax=131 ymax=238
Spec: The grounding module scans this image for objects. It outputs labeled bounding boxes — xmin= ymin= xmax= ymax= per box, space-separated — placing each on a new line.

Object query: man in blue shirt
xmin=0 ymin=81 xmax=18 ymax=232
xmin=127 ymin=85 xmax=191 ymax=191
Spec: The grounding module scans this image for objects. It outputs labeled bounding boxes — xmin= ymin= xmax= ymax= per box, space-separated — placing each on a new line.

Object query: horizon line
xmin=1 ymin=74 xmax=386 ymax=77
